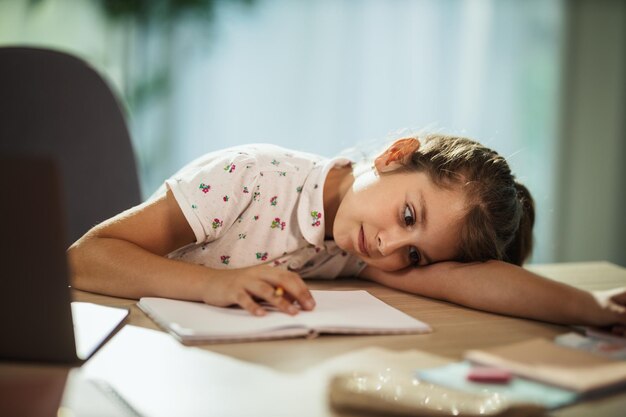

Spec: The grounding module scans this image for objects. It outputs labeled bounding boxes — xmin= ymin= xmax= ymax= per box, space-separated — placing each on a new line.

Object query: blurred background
xmin=1 ymin=0 xmax=624 ymax=266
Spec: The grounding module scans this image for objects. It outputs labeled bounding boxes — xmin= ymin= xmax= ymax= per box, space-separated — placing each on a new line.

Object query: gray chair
xmin=0 ymin=47 xmax=142 ymax=243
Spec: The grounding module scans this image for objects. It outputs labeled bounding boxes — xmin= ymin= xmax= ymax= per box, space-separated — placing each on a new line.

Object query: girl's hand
xmin=201 ymin=265 xmax=316 ymax=317
xmin=591 ymin=287 xmax=626 ymax=335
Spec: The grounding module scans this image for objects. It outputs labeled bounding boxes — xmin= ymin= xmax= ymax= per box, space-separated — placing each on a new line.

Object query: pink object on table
xmin=467 ymin=366 xmax=512 ymax=384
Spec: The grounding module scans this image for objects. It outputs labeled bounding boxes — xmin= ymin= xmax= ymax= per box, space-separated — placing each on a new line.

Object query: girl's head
xmin=332 ymin=133 xmax=534 ymax=270
xmin=400 ymin=134 xmax=535 ymax=266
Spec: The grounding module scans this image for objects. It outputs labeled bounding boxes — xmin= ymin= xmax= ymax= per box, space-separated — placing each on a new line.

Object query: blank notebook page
xmin=139 ymin=290 xmax=430 ymax=337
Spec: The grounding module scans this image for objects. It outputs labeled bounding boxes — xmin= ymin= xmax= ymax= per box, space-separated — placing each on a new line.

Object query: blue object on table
xmin=417 ymin=361 xmax=578 ymax=409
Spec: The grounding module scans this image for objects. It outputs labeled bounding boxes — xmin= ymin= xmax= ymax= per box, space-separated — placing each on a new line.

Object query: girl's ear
xmin=374 ymin=137 xmax=420 ymax=173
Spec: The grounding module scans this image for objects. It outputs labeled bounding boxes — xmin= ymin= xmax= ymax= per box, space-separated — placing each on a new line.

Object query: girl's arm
xmin=360 ymin=260 xmax=626 ymax=327
xmin=68 ymin=190 xmax=315 ymax=316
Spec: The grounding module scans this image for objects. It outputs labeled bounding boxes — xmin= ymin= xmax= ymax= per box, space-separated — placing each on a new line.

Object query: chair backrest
xmin=0 ymin=47 xmax=142 ymax=243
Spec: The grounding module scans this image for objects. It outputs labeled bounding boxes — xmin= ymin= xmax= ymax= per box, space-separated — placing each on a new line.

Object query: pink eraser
xmin=467 ymin=366 xmax=512 ymax=384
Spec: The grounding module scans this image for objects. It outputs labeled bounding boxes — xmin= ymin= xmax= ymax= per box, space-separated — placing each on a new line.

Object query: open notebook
xmin=138 ymin=290 xmax=431 ymax=344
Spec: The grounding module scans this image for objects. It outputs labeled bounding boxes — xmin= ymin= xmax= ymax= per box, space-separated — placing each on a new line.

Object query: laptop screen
xmin=0 ymin=155 xmax=129 ymax=363
xmin=0 ymin=156 xmax=79 ymax=362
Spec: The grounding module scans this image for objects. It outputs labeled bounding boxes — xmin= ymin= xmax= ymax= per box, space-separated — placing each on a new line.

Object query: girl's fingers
xmin=271 ymin=272 xmax=316 ymax=311
xmin=610 ymin=291 xmax=626 ymax=306
xmin=238 ymin=266 xmax=315 ymax=314
xmin=608 ymin=300 xmax=626 ymax=315
xmin=248 ymin=281 xmax=300 ymax=315
xmin=234 ymin=291 xmax=266 ymax=317
xmin=282 ymin=291 xmax=297 ymax=305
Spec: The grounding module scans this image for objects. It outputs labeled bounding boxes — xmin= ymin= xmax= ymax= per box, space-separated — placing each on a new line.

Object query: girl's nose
xmin=377 ymin=230 xmax=413 ymax=257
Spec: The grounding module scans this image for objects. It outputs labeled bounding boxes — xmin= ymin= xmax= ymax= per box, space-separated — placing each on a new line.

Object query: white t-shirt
xmin=153 ymin=144 xmax=367 ymax=279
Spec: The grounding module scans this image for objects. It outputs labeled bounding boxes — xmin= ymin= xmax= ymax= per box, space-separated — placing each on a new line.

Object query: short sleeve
xmin=165 ymin=151 xmax=259 ymax=244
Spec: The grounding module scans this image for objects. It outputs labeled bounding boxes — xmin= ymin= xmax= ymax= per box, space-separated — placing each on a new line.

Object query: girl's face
xmin=332 ymin=168 xmax=468 ymax=271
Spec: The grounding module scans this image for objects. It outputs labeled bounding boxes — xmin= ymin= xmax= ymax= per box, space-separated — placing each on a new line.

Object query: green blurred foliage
xmin=98 ymin=0 xmax=255 ymax=23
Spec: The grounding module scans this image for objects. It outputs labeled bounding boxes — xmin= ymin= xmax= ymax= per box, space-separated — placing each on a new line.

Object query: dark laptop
xmin=0 ymin=156 xmax=128 ymax=363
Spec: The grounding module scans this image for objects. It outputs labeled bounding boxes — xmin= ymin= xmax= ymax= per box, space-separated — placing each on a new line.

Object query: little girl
xmin=69 ymin=134 xmax=626 ymax=330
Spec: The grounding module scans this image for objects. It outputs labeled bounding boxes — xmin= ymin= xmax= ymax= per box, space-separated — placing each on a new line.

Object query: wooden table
xmin=2 ymin=262 xmax=626 ymax=416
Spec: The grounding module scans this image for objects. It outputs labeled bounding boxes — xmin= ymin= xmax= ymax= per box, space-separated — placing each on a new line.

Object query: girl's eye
xmin=409 ymin=246 xmax=421 ymax=267
xmin=403 ymin=205 xmax=415 ymax=226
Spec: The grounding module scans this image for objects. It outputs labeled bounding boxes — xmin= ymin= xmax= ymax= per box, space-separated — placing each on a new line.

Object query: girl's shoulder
xmin=235 ymin=143 xmax=328 ymax=165
xmin=182 ymin=144 xmax=326 ymax=169
xmin=187 ymin=144 xmax=329 ymax=174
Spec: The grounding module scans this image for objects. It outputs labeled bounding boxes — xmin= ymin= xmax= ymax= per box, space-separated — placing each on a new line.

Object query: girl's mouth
xmin=359 ymin=225 xmax=370 ymax=257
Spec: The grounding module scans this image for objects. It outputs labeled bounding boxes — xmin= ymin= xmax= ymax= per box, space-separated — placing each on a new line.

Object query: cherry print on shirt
xmin=223 ymin=195 xmax=229 ymax=202
xmin=220 ymin=255 xmax=230 ymax=265
xmin=212 ymin=218 xmax=223 ymax=229
xmin=253 ymin=215 xmax=259 ymax=221
xmin=278 ymin=172 xmax=286 ymax=177
xmin=310 ymin=210 xmax=322 ymax=227
xmin=243 ymin=186 xmax=249 ymax=193
xmin=199 ymin=183 xmax=211 ymax=193
xmin=271 ymin=217 xmax=286 ymax=230
xmin=270 ymin=196 xmax=278 ymax=206
xmin=296 ymin=186 xmax=303 ymax=193
xmin=256 ymin=252 xmax=268 ymax=261
xmin=224 ymin=163 xmax=236 ymax=173
xmin=271 ymin=159 xmax=280 ymax=166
